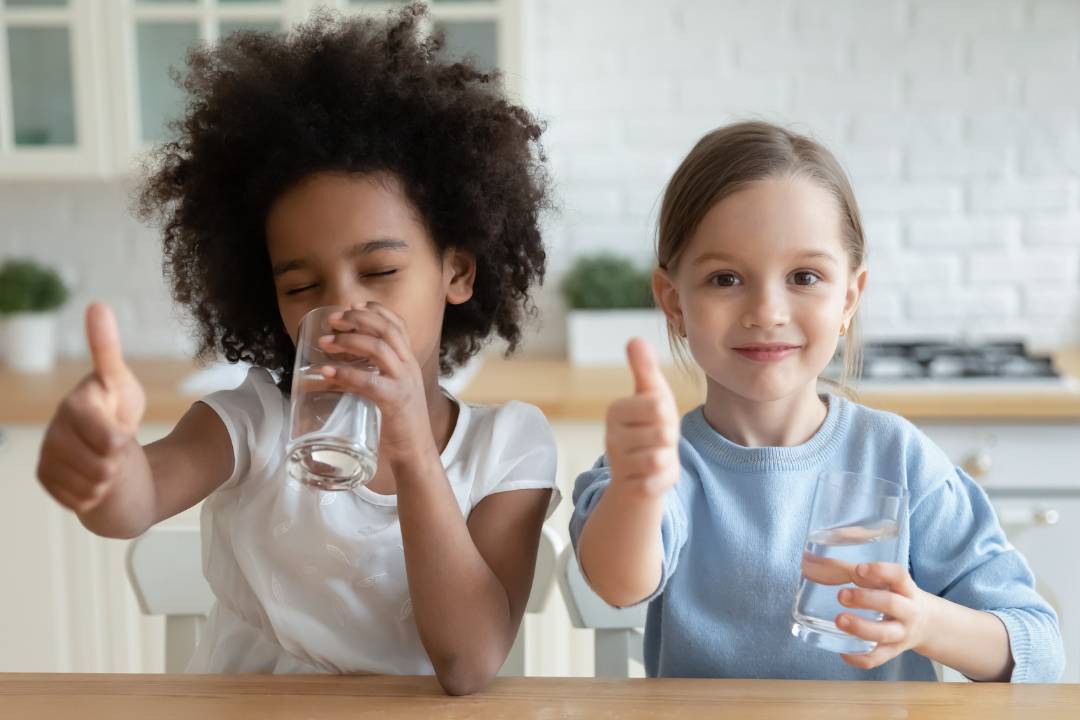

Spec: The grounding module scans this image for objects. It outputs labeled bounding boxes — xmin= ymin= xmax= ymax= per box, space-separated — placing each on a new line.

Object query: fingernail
xmin=837 ymin=616 xmax=850 ymax=628
xmin=319 ymin=334 xmax=335 ymax=344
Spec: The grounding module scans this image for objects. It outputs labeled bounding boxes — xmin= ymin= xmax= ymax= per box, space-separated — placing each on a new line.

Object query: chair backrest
xmin=128 ymin=523 xmax=565 ymax=675
xmin=125 ymin=525 xmax=214 ymax=673
xmin=498 ymin=523 xmax=565 ymax=675
xmin=556 ymin=545 xmax=647 ymax=677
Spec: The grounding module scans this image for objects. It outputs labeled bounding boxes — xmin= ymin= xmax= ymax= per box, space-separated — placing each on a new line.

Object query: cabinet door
xmin=0 ymin=0 xmax=108 ymax=177
xmin=111 ymin=0 xmax=299 ymax=171
xmin=0 ymin=422 xmax=189 ymax=672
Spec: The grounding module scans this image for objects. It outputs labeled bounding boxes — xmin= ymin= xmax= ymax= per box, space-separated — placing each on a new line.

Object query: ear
xmin=652 ymin=267 xmax=684 ymax=336
xmin=843 ymin=265 xmax=868 ymax=325
xmin=443 ymin=248 xmax=476 ymax=306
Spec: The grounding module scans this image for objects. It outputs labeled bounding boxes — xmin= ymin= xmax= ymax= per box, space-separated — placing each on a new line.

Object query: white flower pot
xmin=2 ymin=311 xmax=59 ymax=373
xmin=566 ymin=309 xmax=674 ymax=366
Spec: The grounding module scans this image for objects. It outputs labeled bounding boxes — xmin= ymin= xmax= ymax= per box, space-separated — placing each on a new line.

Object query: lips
xmin=733 ymin=343 xmax=801 ymax=362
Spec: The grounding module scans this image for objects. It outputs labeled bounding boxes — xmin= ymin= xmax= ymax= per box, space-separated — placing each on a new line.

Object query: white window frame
xmin=0 ymin=0 xmax=109 ymax=178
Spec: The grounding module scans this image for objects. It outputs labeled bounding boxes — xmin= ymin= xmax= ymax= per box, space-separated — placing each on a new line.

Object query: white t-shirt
xmin=187 ymin=366 xmax=560 ymax=674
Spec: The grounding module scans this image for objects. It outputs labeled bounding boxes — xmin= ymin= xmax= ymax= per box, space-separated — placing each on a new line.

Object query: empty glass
xmin=285 ymin=306 xmax=380 ymax=491
xmin=791 ymin=471 xmax=907 ymax=654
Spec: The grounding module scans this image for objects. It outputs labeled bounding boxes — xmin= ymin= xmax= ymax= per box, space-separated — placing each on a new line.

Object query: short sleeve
xmin=198 ymin=366 xmax=285 ymax=492
xmin=471 ymin=401 xmax=561 ymax=519
xmin=568 ymin=453 xmax=688 ymax=606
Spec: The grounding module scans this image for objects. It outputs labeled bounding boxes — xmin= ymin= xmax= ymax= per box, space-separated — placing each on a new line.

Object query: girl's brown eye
xmin=792 ymin=271 xmax=820 ymax=286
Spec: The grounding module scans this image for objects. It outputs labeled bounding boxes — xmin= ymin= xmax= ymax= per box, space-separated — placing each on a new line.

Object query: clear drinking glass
xmin=791 ymin=471 xmax=907 ymax=654
xmin=285 ymin=306 xmax=380 ymax=491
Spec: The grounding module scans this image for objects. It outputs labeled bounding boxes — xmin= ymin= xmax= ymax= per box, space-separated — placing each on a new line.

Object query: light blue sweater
xmin=569 ymin=394 xmax=1064 ymax=682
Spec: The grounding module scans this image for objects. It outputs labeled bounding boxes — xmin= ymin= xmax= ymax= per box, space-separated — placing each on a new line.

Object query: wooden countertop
xmin=2 ymin=350 xmax=1080 ymax=426
xmin=2 ymin=674 xmax=1078 ymax=719
xmin=460 ymin=349 xmax=1080 ymax=421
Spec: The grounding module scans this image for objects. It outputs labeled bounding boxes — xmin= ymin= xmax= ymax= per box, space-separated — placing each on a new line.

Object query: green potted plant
xmin=0 ymin=258 xmax=70 ymax=372
xmin=560 ymin=253 xmax=672 ymax=366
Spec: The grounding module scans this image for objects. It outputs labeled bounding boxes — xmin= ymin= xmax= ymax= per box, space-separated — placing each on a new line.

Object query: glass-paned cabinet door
xmin=0 ymin=0 xmax=108 ymax=177
xmin=115 ymin=0 xmax=305 ymax=170
xmin=337 ymin=1 xmax=518 ymax=90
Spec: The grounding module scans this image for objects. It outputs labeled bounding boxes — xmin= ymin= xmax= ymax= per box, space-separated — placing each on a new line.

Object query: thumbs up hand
xmin=37 ymin=303 xmax=147 ymax=514
xmin=604 ymin=338 xmax=681 ymax=497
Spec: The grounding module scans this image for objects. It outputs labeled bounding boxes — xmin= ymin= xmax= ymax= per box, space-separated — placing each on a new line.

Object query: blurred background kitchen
xmin=1 ymin=0 xmax=1079 ymax=681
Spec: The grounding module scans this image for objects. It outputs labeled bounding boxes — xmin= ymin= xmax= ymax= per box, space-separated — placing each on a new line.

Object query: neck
xmin=421 ymin=356 xmax=457 ymax=454
xmin=701 ymin=381 xmax=827 ymax=448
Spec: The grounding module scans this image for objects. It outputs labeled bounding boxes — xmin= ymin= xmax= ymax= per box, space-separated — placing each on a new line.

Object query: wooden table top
xmin=2 ymin=674 xmax=1078 ymax=720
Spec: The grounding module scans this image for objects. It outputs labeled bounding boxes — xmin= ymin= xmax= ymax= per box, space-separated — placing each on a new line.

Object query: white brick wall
xmin=525 ymin=0 xmax=1080 ymax=353
xmin=2 ymin=0 xmax=1079 ymax=360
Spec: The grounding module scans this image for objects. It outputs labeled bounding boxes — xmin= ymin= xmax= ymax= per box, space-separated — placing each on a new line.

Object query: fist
xmin=37 ymin=303 xmax=146 ymax=513
xmin=604 ymin=338 xmax=681 ymax=496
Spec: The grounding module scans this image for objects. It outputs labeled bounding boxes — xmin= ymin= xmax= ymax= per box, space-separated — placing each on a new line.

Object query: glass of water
xmin=791 ymin=471 xmax=907 ymax=654
xmin=285 ymin=306 xmax=380 ymax=491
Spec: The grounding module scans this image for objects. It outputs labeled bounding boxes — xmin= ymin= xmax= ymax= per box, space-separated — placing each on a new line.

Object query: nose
xmin=323 ymin=277 xmax=368 ymax=311
xmin=741 ymin=282 xmax=790 ymax=330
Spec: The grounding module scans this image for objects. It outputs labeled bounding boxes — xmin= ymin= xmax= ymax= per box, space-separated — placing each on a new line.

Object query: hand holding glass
xmin=791 ymin=471 xmax=907 ymax=654
xmin=285 ymin=306 xmax=380 ymax=491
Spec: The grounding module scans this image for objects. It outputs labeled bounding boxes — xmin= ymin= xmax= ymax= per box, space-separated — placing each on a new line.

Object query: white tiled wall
xmin=2 ymin=0 xmax=1079 ymax=358
xmin=523 ymin=0 xmax=1080 ymax=353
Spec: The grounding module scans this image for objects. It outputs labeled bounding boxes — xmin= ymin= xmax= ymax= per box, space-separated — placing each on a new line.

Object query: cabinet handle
xmin=961 ymin=450 xmax=992 ymax=478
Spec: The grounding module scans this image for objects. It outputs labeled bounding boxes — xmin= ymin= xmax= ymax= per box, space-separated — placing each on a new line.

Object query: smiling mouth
xmin=732 ymin=344 xmax=802 ymax=362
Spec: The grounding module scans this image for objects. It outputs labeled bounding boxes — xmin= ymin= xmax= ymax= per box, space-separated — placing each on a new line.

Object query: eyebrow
xmin=272 ymin=239 xmax=408 ymax=277
xmin=690 ymin=249 xmax=840 ymax=266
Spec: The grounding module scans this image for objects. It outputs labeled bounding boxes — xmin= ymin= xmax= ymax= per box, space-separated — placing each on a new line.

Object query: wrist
xmin=912 ymin=589 xmax=944 ymax=657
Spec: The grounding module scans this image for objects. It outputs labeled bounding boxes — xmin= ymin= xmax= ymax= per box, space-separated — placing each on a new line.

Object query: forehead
xmin=684 ymin=176 xmax=846 ymax=264
xmin=265 ymin=171 xmax=429 ymax=254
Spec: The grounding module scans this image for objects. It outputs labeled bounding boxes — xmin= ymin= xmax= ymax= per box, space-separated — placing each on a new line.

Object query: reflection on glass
xmin=434 ymin=20 xmax=497 ymax=72
xmin=8 ymin=26 xmax=75 ymax=146
xmin=136 ymin=21 xmax=199 ymax=144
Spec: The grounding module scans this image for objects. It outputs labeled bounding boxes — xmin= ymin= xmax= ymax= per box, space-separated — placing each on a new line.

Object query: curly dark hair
xmin=136 ymin=3 xmax=550 ymax=389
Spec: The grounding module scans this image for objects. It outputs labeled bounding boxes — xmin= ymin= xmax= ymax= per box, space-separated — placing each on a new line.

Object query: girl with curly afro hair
xmin=36 ymin=3 xmax=558 ymax=694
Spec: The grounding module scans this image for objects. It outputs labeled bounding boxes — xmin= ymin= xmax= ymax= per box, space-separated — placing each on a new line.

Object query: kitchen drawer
xmin=917 ymin=423 xmax=1080 ymax=491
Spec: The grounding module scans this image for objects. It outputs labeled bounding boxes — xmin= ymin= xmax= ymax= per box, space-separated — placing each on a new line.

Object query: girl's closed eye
xmin=286 ymin=283 xmax=317 ymax=296
xmin=360 ymin=268 xmax=398 ymax=280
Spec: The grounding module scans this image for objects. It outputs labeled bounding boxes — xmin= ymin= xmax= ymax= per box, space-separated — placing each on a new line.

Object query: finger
xmin=319 ymin=333 xmax=399 ymax=376
xmin=617 ymin=446 xmax=677 ymax=481
xmin=626 ymin=338 xmax=671 ymax=397
xmin=39 ymin=462 xmax=104 ymax=512
xmin=320 ymin=364 xmax=388 ymax=404
xmin=801 ymin=552 xmax=858 ymax=586
xmin=40 ymin=477 xmax=90 ymax=512
xmin=838 ymin=587 xmax=916 ymax=622
xmin=59 ymin=390 xmax=123 ymax=455
xmin=836 ymin=611 xmax=907 ymax=645
xmin=611 ymin=424 xmax=679 ymax=452
xmin=853 ymin=562 xmax=918 ymax=597
xmin=360 ymin=301 xmax=407 ymax=335
xmin=40 ymin=429 xmax=113 ymax=490
xmin=85 ymin=302 xmax=128 ymax=388
xmin=329 ymin=307 xmax=409 ymax=363
xmin=840 ymin=643 xmax=902 ymax=670
xmin=607 ymin=394 xmax=677 ymax=428
xmin=41 ymin=452 xmax=107 ymax=502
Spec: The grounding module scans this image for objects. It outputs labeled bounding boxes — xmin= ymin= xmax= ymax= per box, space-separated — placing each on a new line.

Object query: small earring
xmin=839 ymin=322 xmax=848 ymax=337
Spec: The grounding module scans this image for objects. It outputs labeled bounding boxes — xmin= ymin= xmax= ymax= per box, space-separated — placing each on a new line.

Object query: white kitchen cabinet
xmin=0 ymin=0 xmax=521 ymax=179
xmin=0 ymin=421 xmax=191 ymax=673
xmin=0 ymin=0 xmax=110 ymax=178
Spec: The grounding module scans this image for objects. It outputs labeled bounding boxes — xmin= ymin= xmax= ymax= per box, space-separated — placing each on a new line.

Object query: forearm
xmin=917 ymin=593 xmax=1014 ymax=682
xmin=393 ymin=449 xmax=515 ymax=694
xmin=577 ymin=482 xmax=666 ymax=607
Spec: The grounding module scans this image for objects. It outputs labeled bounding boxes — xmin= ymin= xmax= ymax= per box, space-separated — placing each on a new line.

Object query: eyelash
xmin=285 ymin=269 xmax=398 ymax=296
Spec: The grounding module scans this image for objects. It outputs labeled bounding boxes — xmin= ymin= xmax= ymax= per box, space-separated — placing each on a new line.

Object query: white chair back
xmin=556 ymin=545 xmax=647 ymax=677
